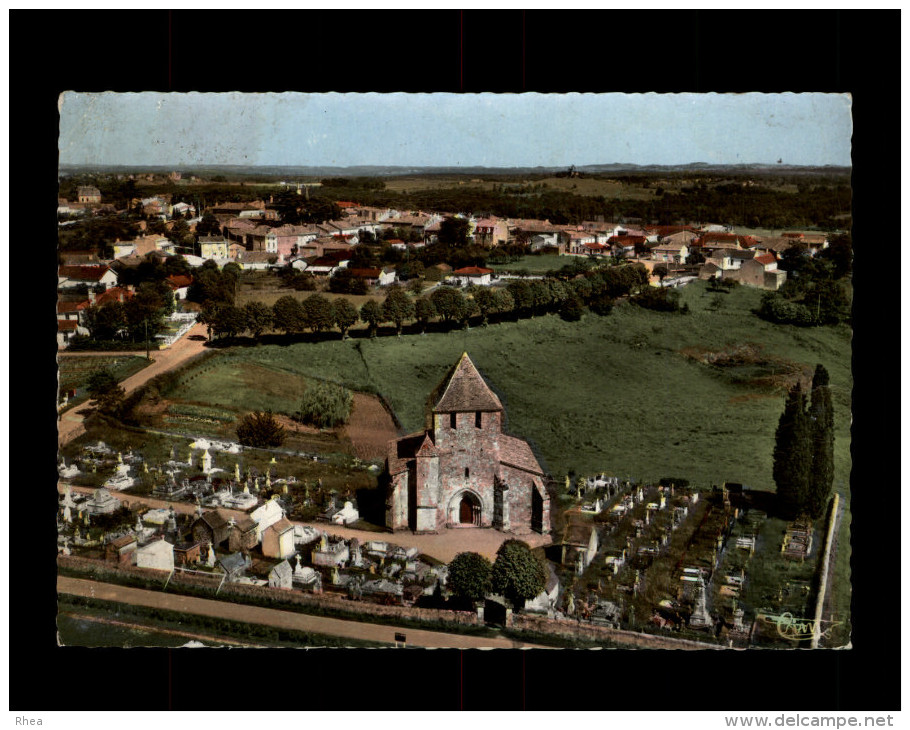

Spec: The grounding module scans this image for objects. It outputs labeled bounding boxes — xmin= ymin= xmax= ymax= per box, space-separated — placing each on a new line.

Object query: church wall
xmin=500 ymin=466 xmax=551 ymax=535
xmin=387 ymin=471 xmax=409 ymax=531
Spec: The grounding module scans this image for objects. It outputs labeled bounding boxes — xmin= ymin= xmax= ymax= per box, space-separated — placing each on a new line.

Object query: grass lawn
xmin=57 ymin=355 xmax=152 ymax=410
xmin=487 ymin=254 xmax=576 ymax=274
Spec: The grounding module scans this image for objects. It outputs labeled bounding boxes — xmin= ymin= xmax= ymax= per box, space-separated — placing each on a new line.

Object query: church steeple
xmin=432 ymin=352 xmax=503 ymax=414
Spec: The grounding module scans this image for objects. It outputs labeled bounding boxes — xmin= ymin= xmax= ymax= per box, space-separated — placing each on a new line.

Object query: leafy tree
xmin=82 ymin=301 xmax=126 ymax=340
xmin=438 ymin=217 xmax=472 ymax=247
xmin=631 ymin=286 xmax=681 ymax=313
xmin=492 ymin=288 xmax=514 ymax=321
xmin=211 ymin=304 xmax=247 ymax=340
xmin=506 ymin=280 xmax=533 ymax=317
xmin=816 ymin=233 xmax=852 ymax=280
xmin=195 ymin=212 xmax=222 ymax=238
xmin=381 ymin=286 xmax=415 ymax=337
xmin=447 ymin=552 xmax=492 ymax=605
xmin=296 ymin=381 xmax=353 ymax=429
xmin=163 ymin=255 xmax=192 ymax=278
xmin=653 ymin=263 xmax=669 ymax=283
xmin=123 ymin=281 xmax=171 ymax=341
xmin=588 ymin=291 xmax=614 ymax=317
xmin=414 ymin=296 xmax=437 ymax=334
xmin=490 ymin=539 xmax=547 ymax=609
xmin=167 ymin=218 xmax=193 ymax=250
xmin=329 ymin=268 xmax=369 ymax=295
xmin=236 ymin=410 xmax=286 ymax=448
xmin=559 ymin=294 xmax=584 ymax=321
xmin=430 ymin=286 xmax=467 ymax=329
xmin=773 ymin=384 xmax=812 ymax=519
xmin=302 ymin=294 xmax=335 ymax=334
xmin=528 ymin=280 xmax=552 ymax=316
xmin=407 ymin=278 xmax=423 ymax=296
xmin=807 ymin=365 xmax=835 ymax=519
xmin=272 ymin=295 xmax=305 ymax=337
xmin=331 ymin=298 xmax=359 ymax=340
xmin=360 ymin=299 xmax=383 ymax=338
xmin=242 ymin=301 xmax=273 ymax=339
xmin=473 ymin=287 xmax=497 ymax=326
xmin=86 ymin=368 xmax=125 ymax=416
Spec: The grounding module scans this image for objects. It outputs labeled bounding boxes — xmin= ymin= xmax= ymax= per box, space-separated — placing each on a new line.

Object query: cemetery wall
xmin=510 ymin=613 xmax=726 ymax=650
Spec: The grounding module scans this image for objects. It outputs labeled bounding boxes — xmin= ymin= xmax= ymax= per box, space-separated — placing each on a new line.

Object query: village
xmin=56 ymin=172 xmax=846 ymax=649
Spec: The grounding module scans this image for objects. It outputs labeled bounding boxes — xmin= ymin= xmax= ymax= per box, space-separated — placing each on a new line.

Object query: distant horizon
xmin=58 ymin=92 xmax=853 ymax=169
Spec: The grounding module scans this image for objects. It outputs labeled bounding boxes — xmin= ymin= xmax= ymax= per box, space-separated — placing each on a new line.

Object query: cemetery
xmin=57 ymin=418 xmax=834 ymax=648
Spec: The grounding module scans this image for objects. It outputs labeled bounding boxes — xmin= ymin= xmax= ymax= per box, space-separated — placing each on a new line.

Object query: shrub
xmin=236 ymin=410 xmax=286 ymax=448
xmin=295 ymin=380 xmax=353 ymax=429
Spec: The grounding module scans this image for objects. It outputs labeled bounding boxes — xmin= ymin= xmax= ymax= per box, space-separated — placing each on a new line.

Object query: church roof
xmin=498 ymin=434 xmax=544 ymax=476
xmin=432 ymin=353 xmax=503 ymax=414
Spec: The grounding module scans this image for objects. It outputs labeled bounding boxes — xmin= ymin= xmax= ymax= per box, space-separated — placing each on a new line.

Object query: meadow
xmin=195 ymin=280 xmax=852 ymax=494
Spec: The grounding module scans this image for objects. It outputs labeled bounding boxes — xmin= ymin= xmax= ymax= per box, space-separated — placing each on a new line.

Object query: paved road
xmin=57 ymin=323 xmax=210 ymax=447
xmin=57 ymin=576 xmax=552 ymax=649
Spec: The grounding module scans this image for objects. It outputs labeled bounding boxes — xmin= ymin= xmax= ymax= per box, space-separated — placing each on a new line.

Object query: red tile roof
xmin=58 ymin=265 xmax=113 ymax=282
xmin=348 ymin=268 xmax=382 ymax=278
xmin=453 ymin=267 xmax=494 ymax=276
xmin=754 ymin=253 xmax=777 ymax=266
xmin=57 ymin=320 xmax=79 ymax=332
xmin=95 ymin=287 xmax=133 ymax=306
xmin=166 ymin=274 xmax=194 ymax=289
xmin=57 ymin=301 xmax=89 ymax=314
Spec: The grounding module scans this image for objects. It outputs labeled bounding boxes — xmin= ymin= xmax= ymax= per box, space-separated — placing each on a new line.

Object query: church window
xmin=475 ymin=411 xmax=482 ymax=428
xmin=465 ymin=468 xmax=470 ymax=479
xmin=450 ymin=412 xmax=457 ymax=429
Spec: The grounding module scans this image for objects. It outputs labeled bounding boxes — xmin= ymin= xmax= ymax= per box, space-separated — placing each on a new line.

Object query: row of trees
xmin=447 ymin=540 xmax=548 ymax=610
xmin=199 ymin=263 xmax=652 ymax=343
xmin=772 ymin=364 xmax=835 ymax=520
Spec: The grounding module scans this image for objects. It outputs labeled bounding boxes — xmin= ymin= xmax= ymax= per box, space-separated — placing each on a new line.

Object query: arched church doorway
xmin=458 ymin=492 xmax=480 ymax=526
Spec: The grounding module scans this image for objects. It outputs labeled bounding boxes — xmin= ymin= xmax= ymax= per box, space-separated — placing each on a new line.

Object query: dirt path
xmin=57 ymin=323 xmax=210 ymax=448
xmin=57 ymin=576 xmax=552 ymax=649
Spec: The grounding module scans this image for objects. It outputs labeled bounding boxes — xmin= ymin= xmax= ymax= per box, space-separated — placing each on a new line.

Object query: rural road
xmin=57 ymin=576 xmax=552 ymax=649
xmin=57 ymin=323 xmax=210 ymax=447
xmin=56 ymin=483 xmax=550 ymax=563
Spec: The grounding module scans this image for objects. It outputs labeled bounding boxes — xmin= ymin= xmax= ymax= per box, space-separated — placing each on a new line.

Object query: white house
xmin=136 ymin=539 xmax=175 ymax=571
xmin=450 ymin=266 xmax=495 ymax=287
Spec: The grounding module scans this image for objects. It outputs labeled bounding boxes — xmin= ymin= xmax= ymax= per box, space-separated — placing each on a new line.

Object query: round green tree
xmin=490 ymin=539 xmax=547 ymax=609
xmin=447 ymin=551 xmax=493 ymax=606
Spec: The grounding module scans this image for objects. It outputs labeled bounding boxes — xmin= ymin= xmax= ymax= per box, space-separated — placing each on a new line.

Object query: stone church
xmin=385 ymin=353 xmax=550 ymax=535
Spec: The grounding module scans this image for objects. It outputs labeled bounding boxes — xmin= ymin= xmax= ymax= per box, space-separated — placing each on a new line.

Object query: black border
xmin=20 ymin=8 xmax=895 ymax=713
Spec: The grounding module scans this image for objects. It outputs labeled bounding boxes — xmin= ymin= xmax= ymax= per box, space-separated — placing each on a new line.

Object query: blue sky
xmin=58 ymin=92 xmax=852 ymax=168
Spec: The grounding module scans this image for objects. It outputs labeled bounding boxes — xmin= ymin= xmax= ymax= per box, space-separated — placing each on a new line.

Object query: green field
xmin=487 ymin=254 xmax=576 ymax=274
xmin=58 ymin=355 xmax=151 ymax=396
xmin=200 ymin=280 xmax=851 ymax=493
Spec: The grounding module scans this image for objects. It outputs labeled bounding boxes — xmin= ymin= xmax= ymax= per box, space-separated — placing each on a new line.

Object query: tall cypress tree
xmin=773 ymin=384 xmax=812 ymax=519
xmin=807 ymin=364 xmax=835 ymax=519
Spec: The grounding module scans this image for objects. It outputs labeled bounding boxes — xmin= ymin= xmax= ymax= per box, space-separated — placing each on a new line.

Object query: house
xmin=386 ymin=352 xmax=551 ymax=535
xmin=136 ymin=539 xmax=175 ymax=572
xmin=711 ymin=248 xmax=756 ymax=272
xmin=192 ymin=509 xmax=233 ymax=548
xmin=268 ymin=560 xmax=294 ymax=589
xmin=347 ymin=268 xmax=383 ymax=287
xmin=735 ymin=254 xmax=788 ymax=290
xmin=473 ymin=217 xmax=510 ymax=247
xmin=307 ymin=251 xmax=351 ymax=276
xmin=783 ymin=233 xmax=829 ymax=255
xmin=651 ymin=241 xmax=689 ymax=264
xmin=748 ymin=236 xmax=795 ymax=257
xmin=166 ymin=274 xmax=193 ymax=300
xmin=608 ymin=235 xmax=647 ymax=258
xmin=235 ymin=249 xmax=281 ymax=270
xmin=581 ymin=242 xmax=609 ymax=256
xmin=560 ymin=522 xmax=599 ymax=573
xmin=563 ymin=229 xmax=598 ymax=254
xmin=450 ymin=266 xmax=495 ymax=287
xmin=105 ymin=535 xmax=138 ymax=566
xmin=58 ymin=265 xmax=119 ymax=291
xmin=77 ymin=186 xmax=102 ymax=204
xmin=57 ymin=319 xmax=88 ymax=349
xmin=262 ymin=517 xmax=296 ymax=559
xmin=198 ymin=236 xmax=229 ymax=261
